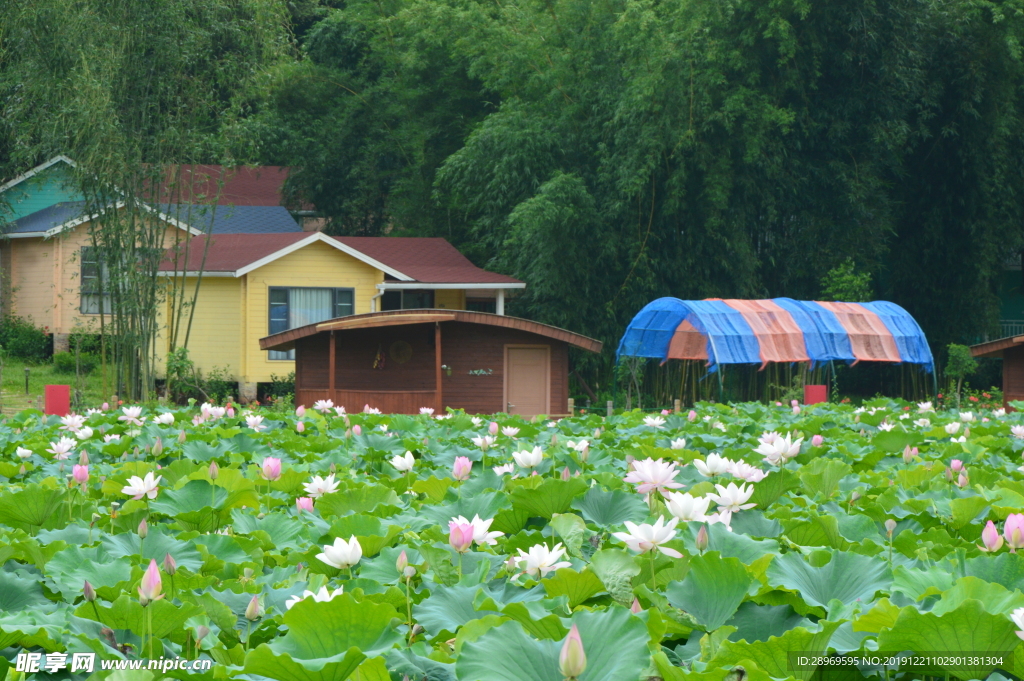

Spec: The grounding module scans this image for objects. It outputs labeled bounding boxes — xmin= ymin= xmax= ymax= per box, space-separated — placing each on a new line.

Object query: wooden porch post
xmin=435 ymin=322 xmax=443 ymax=413
xmin=328 ymin=330 xmax=336 ymax=398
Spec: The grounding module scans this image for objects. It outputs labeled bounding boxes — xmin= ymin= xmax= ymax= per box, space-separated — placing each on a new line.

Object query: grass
xmin=0 ymin=357 xmax=108 ymax=413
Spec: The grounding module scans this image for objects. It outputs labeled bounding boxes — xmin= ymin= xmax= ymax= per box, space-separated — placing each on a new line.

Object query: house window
xmin=80 ymin=247 xmax=111 ymax=314
xmin=268 ymin=287 xmax=354 ymax=360
xmin=381 ymin=289 xmax=435 ymax=311
xmin=466 ymin=298 xmax=497 ymax=314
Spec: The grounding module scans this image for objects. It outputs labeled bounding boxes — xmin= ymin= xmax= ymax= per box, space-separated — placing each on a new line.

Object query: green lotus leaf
xmin=46 ymin=544 xmax=133 ymax=600
xmin=767 ymin=551 xmax=891 ymax=608
xmin=0 ymin=483 xmax=65 ymax=529
xmin=708 ymin=620 xmax=841 ymax=681
xmin=667 ymin=552 xmax=752 ymax=632
xmin=590 ymin=548 xmax=641 ymax=606
xmin=571 ymin=487 xmax=648 ymax=527
xmin=541 ymin=568 xmax=605 ymax=608
xmin=510 ymin=477 xmax=588 ymax=518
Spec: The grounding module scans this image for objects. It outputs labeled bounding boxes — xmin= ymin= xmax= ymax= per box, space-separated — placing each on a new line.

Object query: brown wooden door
xmin=505 ymin=346 xmax=550 ymax=416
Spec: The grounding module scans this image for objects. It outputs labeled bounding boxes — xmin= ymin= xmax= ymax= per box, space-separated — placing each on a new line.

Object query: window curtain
xmin=269 ymin=288 xmax=334 ymax=360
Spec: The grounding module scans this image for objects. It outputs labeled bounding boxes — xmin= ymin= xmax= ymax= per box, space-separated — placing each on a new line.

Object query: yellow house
xmin=0 ymin=156 xmax=524 ymax=402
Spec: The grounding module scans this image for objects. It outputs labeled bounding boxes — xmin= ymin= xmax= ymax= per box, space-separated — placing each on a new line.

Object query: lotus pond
xmin=3 ymin=399 xmax=1024 ymax=680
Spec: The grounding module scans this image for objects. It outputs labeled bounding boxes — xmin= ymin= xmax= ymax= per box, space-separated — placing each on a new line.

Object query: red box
xmin=44 ymin=385 xmax=71 ymax=416
xmin=803 ymin=384 xmax=828 ymax=405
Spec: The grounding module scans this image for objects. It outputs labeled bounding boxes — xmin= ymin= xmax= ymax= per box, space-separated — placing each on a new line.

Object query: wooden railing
xmin=296 ymin=389 xmax=438 ymax=415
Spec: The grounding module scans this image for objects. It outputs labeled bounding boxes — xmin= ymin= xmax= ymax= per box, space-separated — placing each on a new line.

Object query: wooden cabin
xmin=971 ymin=335 xmax=1024 ymax=406
xmin=259 ymin=309 xmax=603 ymax=417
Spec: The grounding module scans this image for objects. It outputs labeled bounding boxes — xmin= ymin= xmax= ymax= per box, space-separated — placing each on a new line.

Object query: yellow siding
xmin=435 ymin=289 xmax=466 ymax=310
xmin=8 ymin=238 xmax=55 ymax=329
xmin=242 ymin=240 xmax=384 ymax=383
xmin=153 ymin=276 xmax=242 ymax=379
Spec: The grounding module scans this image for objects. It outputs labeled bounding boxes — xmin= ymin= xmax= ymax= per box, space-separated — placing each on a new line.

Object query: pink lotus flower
xmin=296 ymin=497 xmax=314 ymax=513
xmin=72 ymin=464 xmax=89 ymax=485
xmin=979 ymin=520 xmax=1004 ymax=552
xmin=792 ymin=406 xmax=801 ymax=415
xmin=261 ymin=457 xmax=282 ymax=481
xmin=101 ymin=402 xmax=109 ymax=411
xmin=688 ymin=410 xmax=697 ymax=422
xmin=352 ymin=425 xmax=362 ymax=436
xmin=950 ymin=459 xmax=964 ymax=473
xmin=226 ymin=407 xmax=235 ymax=418
xmin=296 ymin=421 xmax=305 ymax=433
xmin=811 ymin=434 xmax=824 ymax=447
xmin=451 ymin=514 xmax=504 ymax=546
xmin=138 ymin=559 xmax=163 ymax=605
xmin=448 ymin=520 xmax=475 ymax=553
xmin=489 ymin=421 xmax=499 ymax=435
xmin=296 ymin=405 xmax=306 ymax=417
xmin=453 ymin=456 xmax=472 ymax=481
xmin=559 ymin=624 xmax=587 ymax=679
xmin=623 ymin=458 xmax=684 ymax=496
xmin=1006 ymin=514 xmax=1024 ymax=552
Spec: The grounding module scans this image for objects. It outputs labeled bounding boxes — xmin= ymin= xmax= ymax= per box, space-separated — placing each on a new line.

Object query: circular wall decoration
xmin=390 ymin=340 xmax=413 ymax=364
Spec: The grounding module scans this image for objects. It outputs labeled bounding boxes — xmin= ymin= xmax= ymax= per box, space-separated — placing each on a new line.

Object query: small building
xmin=259 ymin=309 xmax=603 ymax=416
xmin=970 ymin=336 xmax=1024 ymax=405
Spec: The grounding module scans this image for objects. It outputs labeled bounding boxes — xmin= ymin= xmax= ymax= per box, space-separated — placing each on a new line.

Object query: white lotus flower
xmin=60 ymin=414 xmax=86 ymax=431
xmin=15 ymin=447 xmax=32 ymax=459
xmin=612 ymin=516 xmax=682 ymax=557
xmin=913 ymin=418 xmax=931 ymax=428
xmin=512 ymin=447 xmax=544 ymax=469
xmin=707 ymin=482 xmax=756 ymax=513
xmin=472 ymin=435 xmax=496 ymax=450
xmin=624 ymin=457 xmax=684 ymax=496
xmin=758 ymin=431 xmax=781 ymax=445
xmin=643 ymin=415 xmax=666 ymax=428
xmin=706 ymin=509 xmax=734 ymax=531
xmin=670 ymin=438 xmax=687 ymax=450
xmin=313 ymin=399 xmax=334 ymax=413
xmin=285 ymin=586 xmax=344 ymax=610
xmin=451 ymin=514 xmax=504 ymax=546
xmin=663 ymin=492 xmax=711 ymax=522
xmin=502 ymin=426 xmax=520 ymax=437
xmin=960 ymin=412 xmax=976 ymax=423
xmin=1011 ymin=606 xmax=1024 ymax=640
xmin=47 ymin=436 xmax=78 ymax=460
xmin=419 ymin=407 xmax=435 ymax=415
xmin=122 ymin=472 xmax=162 ymax=500
xmin=917 ymin=401 xmax=934 ymax=412
xmin=492 ymin=463 xmax=516 ymax=476
xmin=153 ymin=413 xmax=176 ymax=426
xmin=727 ymin=460 xmax=769 ymax=483
xmin=119 ymin=406 xmax=145 ymax=426
xmin=471 ymin=417 xmax=483 ymax=427
xmin=514 ymin=543 xmax=571 ymax=578
xmin=304 ymin=474 xmax=340 ymax=498
xmin=390 ymin=452 xmax=415 ymax=472
xmin=245 ymin=414 xmax=266 ymax=432
xmin=334 ymin=406 xmax=347 ymax=417
xmin=317 ymin=536 xmax=362 ymax=569
xmin=755 ymin=434 xmax=802 ymax=466
xmin=104 ymin=434 xmax=121 ymax=443
xmin=693 ymin=453 xmax=733 ymax=477
xmin=75 ymin=426 xmax=94 ymax=441
xmin=945 ymin=422 xmax=961 ymax=435
xmin=994 ymin=409 xmax=1006 ymax=418
xmin=1013 ymin=425 xmax=1024 ymax=440
xmin=878 ymin=421 xmax=895 ymax=432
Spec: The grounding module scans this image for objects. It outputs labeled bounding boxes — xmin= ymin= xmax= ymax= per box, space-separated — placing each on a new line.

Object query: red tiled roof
xmin=146 ymin=166 xmax=292 ymax=207
xmin=335 ymin=237 xmax=522 ymax=284
xmin=158 ymin=233 xmax=524 ymax=286
xmin=159 ymin=233 xmax=311 ymax=272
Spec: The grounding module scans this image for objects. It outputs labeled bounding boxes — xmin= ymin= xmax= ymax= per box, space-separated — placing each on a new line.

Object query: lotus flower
xmin=317 ymin=536 xmax=362 ymax=569
xmin=727 ymin=460 xmax=769 ymax=483
xmin=364 ymin=405 xmax=382 ymax=414
xmin=979 ymin=520 xmax=1004 ymax=552
xmin=295 ymin=405 xmax=306 ymax=417
xmin=245 ymin=595 xmax=262 ymax=621
xmin=285 ymin=586 xmax=344 ymax=609
xmin=260 ymin=457 xmax=282 ymax=481
xmin=756 ymin=433 xmax=802 ymax=466
xmin=664 ymin=492 xmax=711 ymax=522
xmin=1012 ymin=607 xmax=1024 ymax=640
xmin=47 ymin=436 xmax=78 ymax=460
xmin=303 ymin=474 xmax=339 ymax=498
xmin=119 ymin=405 xmax=145 ymax=426
xmin=452 ymin=456 xmax=472 ymax=481
xmin=623 ymin=458 xmax=684 ymax=496
xmin=502 ymin=426 xmax=520 ymax=437
xmin=448 ymin=520 xmax=475 ymax=553
xmin=334 ymin=406 xmax=347 ymax=417
xmin=451 ymin=514 xmax=504 ymax=546
xmin=944 ymin=422 xmax=961 ymax=435
xmin=515 ymin=542 xmax=571 ymax=578
xmin=693 ymin=453 xmax=733 ymax=478
xmin=313 ymin=399 xmax=335 ymax=413
xmin=296 ymin=421 xmax=305 ymax=433
xmin=419 ymin=407 xmax=435 ymax=415
xmin=471 ymin=417 xmax=483 ymax=427
xmin=122 ymin=472 xmax=162 ymax=500
xmin=643 ymin=415 xmax=666 ymax=428
xmin=994 ymin=408 xmax=1006 ymax=418
xmin=1006 ymin=514 xmax=1024 ymax=552
xmin=877 ymin=421 xmax=895 ymax=431
xmin=16 ymin=447 xmax=32 ymax=459
xmin=296 ymin=497 xmax=314 ymax=513
xmin=707 ymin=482 xmax=756 ymax=513
xmin=352 ymin=424 xmax=361 ymax=436
xmin=245 ymin=414 xmax=266 ymax=432
xmin=612 ymin=516 xmax=683 ymax=557
xmin=391 ymin=451 xmax=416 ymax=472
xmin=1013 ymin=425 xmax=1024 ymax=440
xmin=512 ymin=447 xmax=544 ymax=469
xmin=811 ymin=434 xmax=824 ymax=447
xmin=492 ymin=463 xmax=515 ymax=476
xmin=138 ymin=559 xmax=163 ymax=605
xmin=153 ymin=412 xmax=176 ymax=426
xmin=104 ymin=434 xmax=121 ymax=443
xmin=670 ymin=438 xmax=687 ymax=450
xmin=950 ymin=459 xmax=964 ymax=473
xmin=472 ymin=435 xmax=496 ymax=451
xmin=72 ymin=464 xmax=89 ymax=485
xmin=60 ymin=414 xmax=86 ymax=431
xmin=960 ymin=411 xmax=976 ymax=422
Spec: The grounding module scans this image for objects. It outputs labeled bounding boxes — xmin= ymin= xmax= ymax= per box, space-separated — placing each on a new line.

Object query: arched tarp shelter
xmin=616 ymin=298 xmax=934 ymax=373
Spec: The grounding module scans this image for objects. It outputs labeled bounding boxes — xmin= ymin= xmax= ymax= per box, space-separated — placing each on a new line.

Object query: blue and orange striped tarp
xmin=616 ymin=298 xmax=934 ymax=372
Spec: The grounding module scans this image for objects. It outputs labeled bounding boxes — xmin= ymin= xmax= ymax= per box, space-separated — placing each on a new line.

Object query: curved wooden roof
xmin=259 ymin=309 xmax=603 ymax=353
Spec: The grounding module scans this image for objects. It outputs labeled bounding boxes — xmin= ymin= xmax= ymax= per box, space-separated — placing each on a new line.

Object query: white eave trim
xmin=377 ymin=281 xmax=525 ymax=290
xmin=0 ymin=155 xmax=77 ymax=193
xmin=155 ymin=270 xmax=235 ymax=278
xmin=234 ymin=232 xmax=414 ymax=280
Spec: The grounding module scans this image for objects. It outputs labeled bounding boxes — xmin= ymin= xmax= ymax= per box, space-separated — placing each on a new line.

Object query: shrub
xmin=0 ymin=316 xmax=51 ymax=362
xmin=52 ymin=351 xmax=98 ymax=375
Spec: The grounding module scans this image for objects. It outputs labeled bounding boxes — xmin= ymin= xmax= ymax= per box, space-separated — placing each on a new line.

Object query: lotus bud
xmin=353 ymin=425 xmax=362 ymax=436
xmin=945 ymin=467 xmax=954 ymax=481
xmin=562 ymin=467 xmax=571 ymax=481
xmin=980 ymin=520 xmax=1004 ymax=552
xmin=296 ymin=497 xmax=314 ymax=513
xmin=1006 ymin=514 xmax=1024 ymax=552
xmin=137 ymin=519 xmax=149 ymax=539
xmin=138 ymin=559 xmax=163 ymax=605
xmin=227 ymin=407 xmax=235 ymax=418
xmin=296 ymin=421 xmax=305 ymax=433
xmin=695 ymin=524 xmax=708 ymax=553
xmin=964 ymin=427 xmax=970 ymax=438
xmin=811 ymin=434 xmax=823 ymax=447
xmin=83 ymin=580 xmax=96 ymax=602
xmin=452 ymin=456 xmax=472 ymax=481
xmin=163 ymin=553 xmax=177 ymax=576
xmin=18 ymin=464 xmax=26 ymax=475
xmin=630 ymin=597 xmax=643 ymax=614
xmin=397 ymin=550 xmax=409 ymax=573
xmin=330 ymin=463 xmax=337 ymax=475
xmin=73 ymin=464 xmax=89 ymax=485
xmin=551 ymin=434 xmax=558 ymax=446
xmin=625 ymin=455 xmax=635 ymax=470
xmin=902 ymin=445 xmax=914 ymax=463
xmin=296 ymin=405 xmax=306 ymax=417
xmin=344 ymin=415 xmax=351 ymax=427
xmin=950 ymin=459 xmax=964 ymax=473
xmin=506 ymin=555 xmax=518 ymax=573
xmin=403 ymin=565 xmax=417 ymax=578
xmin=791 ymin=399 xmax=799 ymax=407
xmin=178 ymin=430 xmax=187 ymax=444
xmin=956 ymin=473 xmax=968 ymax=488
xmin=489 ymin=421 xmax=499 ymax=435
xmin=209 ymin=461 xmax=219 ymax=481
xmin=245 ymin=594 xmax=261 ymax=621
xmin=152 ymin=438 xmax=163 ymax=457
xmin=559 ymin=623 xmax=587 ymax=679
xmin=79 ymin=450 xmax=89 ymax=465
xmin=885 ymin=519 xmax=897 ymax=537
xmin=296 ymin=563 xmax=304 ymax=572
xmin=195 ymin=625 xmax=210 ymax=648
xmin=102 ymin=402 xmax=109 ymax=411
xmin=793 ymin=406 xmax=801 ymax=415
xmin=243 ymin=568 xmax=255 ymax=581
xmin=261 ymin=457 xmax=282 ymax=481
xmin=448 ymin=521 xmax=474 ymax=553
xmin=410 ymin=624 xmax=425 ymax=640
